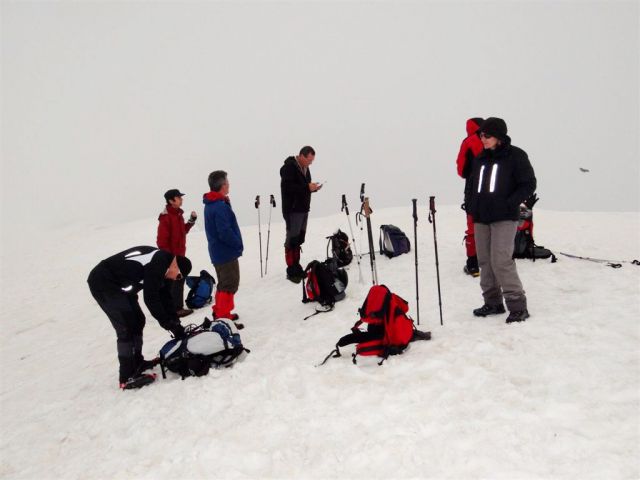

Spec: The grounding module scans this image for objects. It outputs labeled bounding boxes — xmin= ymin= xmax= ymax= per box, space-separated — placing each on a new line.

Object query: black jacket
xmin=87 ymin=246 xmax=181 ymax=332
xmin=280 ymin=156 xmax=312 ymax=215
xmin=466 ymin=137 xmax=537 ymax=224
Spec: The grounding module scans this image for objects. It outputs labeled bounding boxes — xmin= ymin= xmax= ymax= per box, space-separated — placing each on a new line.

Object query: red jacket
xmin=456 ymin=118 xmax=484 ymax=178
xmin=156 ymin=206 xmax=194 ymax=256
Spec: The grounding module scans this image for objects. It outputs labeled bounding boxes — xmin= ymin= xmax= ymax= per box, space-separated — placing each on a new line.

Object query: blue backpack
xmin=185 ymin=270 xmax=215 ymax=309
xmin=379 ymin=225 xmax=411 ymax=258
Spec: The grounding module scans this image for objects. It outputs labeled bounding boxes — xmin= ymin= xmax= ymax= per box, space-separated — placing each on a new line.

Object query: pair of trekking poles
xmin=254 ymin=194 xmax=276 ymax=278
xmin=342 ymin=184 xmax=443 ymax=327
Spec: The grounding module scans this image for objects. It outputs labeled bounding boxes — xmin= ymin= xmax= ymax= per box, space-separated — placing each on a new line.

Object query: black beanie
xmin=176 ymin=256 xmax=192 ymax=276
xmin=479 ymin=117 xmax=508 ymax=141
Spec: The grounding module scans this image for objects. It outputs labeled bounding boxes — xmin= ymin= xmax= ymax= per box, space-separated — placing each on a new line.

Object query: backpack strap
xmin=303 ymin=304 xmax=334 ymax=321
xmin=317 ymin=328 xmax=382 ymax=366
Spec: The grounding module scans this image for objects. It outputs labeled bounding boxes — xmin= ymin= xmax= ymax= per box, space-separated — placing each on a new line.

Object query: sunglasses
xmin=480 ymin=133 xmax=494 ymax=139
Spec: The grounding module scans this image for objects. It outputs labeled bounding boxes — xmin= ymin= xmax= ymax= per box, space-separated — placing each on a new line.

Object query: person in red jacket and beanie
xmin=456 ymin=118 xmax=484 ymax=277
xmin=157 ymin=188 xmax=197 ymax=317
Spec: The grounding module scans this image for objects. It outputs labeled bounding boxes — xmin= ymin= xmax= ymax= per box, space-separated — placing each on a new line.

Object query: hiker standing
xmin=203 ymin=171 xmax=244 ymax=329
xmin=280 ymin=145 xmax=322 ymax=283
xmin=87 ymin=246 xmax=192 ymax=389
xmin=466 ymin=118 xmax=536 ymax=323
xmin=157 ymin=188 xmax=197 ymax=317
xmin=456 ymin=117 xmax=484 ymax=277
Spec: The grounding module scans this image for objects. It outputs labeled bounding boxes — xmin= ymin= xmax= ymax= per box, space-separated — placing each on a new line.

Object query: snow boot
xmin=506 ymin=309 xmax=530 ymax=323
xmin=464 ymin=255 xmax=480 ymax=277
xmin=176 ymin=308 xmax=194 ymax=318
xmin=473 ymin=303 xmax=506 ymax=317
xmin=120 ymin=373 xmax=156 ymax=390
xmin=138 ymin=357 xmax=160 ymax=372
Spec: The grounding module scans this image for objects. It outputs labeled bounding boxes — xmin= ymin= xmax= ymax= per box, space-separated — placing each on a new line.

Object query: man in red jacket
xmin=157 ymin=188 xmax=197 ymax=317
xmin=456 ymin=117 xmax=484 ymax=277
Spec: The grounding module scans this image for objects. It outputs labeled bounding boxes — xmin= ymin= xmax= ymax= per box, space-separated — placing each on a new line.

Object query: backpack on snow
xmin=513 ymin=195 xmax=557 ymax=262
xmin=379 ymin=225 xmax=411 ymax=258
xmin=159 ymin=318 xmax=248 ymax=380
xmin=302 ymin=258 xmax=348 ymax=320
xmin=185 ymin=270 xmax=216 ymax=309
xmin=326 ymin=229 xmax=353 ymax=267
xmin=319 ymin=284 xmax=431 ymax=365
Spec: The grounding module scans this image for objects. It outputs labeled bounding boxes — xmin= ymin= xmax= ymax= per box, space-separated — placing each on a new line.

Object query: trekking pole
xmin=412 ymin=199 xmax=420 ymax=325
xmin=255 ymin=195 xmax=263 ymax=278
xmin=428 ymin=196 xmax=443 ymax=325
xmin=362 ymin=196 xmax=378 ymax=285
xmin=342 ymin=194 xmax=364 ymax=284
xmin=264 ymin=194 xmax=276 ymax=275
xmin=355 ymin=183 xmax=366 ymax=261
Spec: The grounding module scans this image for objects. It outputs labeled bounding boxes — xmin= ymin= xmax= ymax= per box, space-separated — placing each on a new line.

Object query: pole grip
xmin=412 ymin=198 xmax=418 ymax=221
xmin=255 ymin=195 xmax=260 ymax=209
xmin=360 ymin=183 xmax=365 ymax=202
xmin=341 ymin=194 xmax=349 ymax=215
xmin=270 ymin=194 xmax=276 ymax=207
xmin=429 ymin=196 xmax=436 ymax=214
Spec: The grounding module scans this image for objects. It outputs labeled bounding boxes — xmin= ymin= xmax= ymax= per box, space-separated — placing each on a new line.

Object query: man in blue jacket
xmin=203 ymin=170 xmax=244 ymax=329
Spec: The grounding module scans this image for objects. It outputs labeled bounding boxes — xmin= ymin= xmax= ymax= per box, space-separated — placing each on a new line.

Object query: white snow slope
xmin=1 ymin=205 xmax=639 ymax=479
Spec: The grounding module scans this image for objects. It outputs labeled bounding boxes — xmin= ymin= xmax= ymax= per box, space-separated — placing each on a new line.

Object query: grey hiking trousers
xmin=474 ymin=221 xmax=527 ymax=312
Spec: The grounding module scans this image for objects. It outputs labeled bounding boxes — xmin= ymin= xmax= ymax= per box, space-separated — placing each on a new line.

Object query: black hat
xmin=479 ymin=117 xmax=508 ymax=141
xmin=175 ymin=256 xmax=192 ymax=276
xmin=164 ymin=189 xmax=186 ymax=202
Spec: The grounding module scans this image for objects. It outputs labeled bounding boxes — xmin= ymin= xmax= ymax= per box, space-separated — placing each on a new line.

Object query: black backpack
xmin=326 ymin=229 xmax=353 ymax=267
xmin=302 ymin=258 xmax=348 ymax=319
xmin=185 ymin=270 xmax=216 ymax=309
xmin=379 ymin=225 xmax=411 ymax=258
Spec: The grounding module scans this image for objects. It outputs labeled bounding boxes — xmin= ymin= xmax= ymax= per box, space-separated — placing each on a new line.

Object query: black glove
xmin=171 ymin=324 xmax=186 ymax=340
xmin=524 ymin=193 xmax=539 ymax=209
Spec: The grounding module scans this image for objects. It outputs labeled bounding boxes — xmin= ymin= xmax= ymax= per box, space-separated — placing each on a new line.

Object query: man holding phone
xmin=280 ymin=145 xmax=321 ymax=283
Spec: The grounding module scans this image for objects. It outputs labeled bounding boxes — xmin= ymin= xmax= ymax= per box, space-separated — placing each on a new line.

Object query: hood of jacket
xmin=203 ymin=191 xmax=230 ymax=205
xmin=466 ymin=118 xmax=483 ymax=136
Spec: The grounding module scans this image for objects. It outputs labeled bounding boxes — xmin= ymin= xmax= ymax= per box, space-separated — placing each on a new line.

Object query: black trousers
xmin=284 ymin=212 xmax=308 ymax=249
xmin=90 ymin=287 xmax=146 ymax=383
xmin=170 ymin=277 xmax=185 ymax=310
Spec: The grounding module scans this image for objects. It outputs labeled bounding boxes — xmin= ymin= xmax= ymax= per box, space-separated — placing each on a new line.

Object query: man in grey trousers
xmin=466 ymin=117 xmax=537 ymax=323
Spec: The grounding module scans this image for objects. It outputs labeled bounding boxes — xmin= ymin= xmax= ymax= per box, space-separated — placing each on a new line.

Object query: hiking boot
xmin=138 ymin=357 xmax=160 ymax=372
xmin=286 ymin=264 xmax=305 ymax=284
xmin=464 ymin=256 xmax=480 ymax=277
xmin=473 ymin=304 xmax=506 ymax=317
xmin=506 ymin=309 xmax=530 ymax=323
xmin=120 ymin=373 xmax=156 ymax=390
xmin=213 ymin=313 xmax=239 ymax=321
xmin=463 ymin=265 xmax=480 ymax=277
xmin=176 ymin=308 xmax=194 ymax=318
xmin=213 ymin=313 xmax=244 ymax=330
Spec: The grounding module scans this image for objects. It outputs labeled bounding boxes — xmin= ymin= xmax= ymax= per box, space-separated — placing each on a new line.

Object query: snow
xmin=1 ymin=205 xmax=639 ymax=479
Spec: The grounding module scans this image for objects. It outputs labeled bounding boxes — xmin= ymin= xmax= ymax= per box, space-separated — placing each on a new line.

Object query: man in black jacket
xmin=280 ymin=146 xmax=322 ymax=282
xmin=87 ymin=246 xmax=192 ymax=389
xmin=466 ymin=118 xmax=536 ymax=323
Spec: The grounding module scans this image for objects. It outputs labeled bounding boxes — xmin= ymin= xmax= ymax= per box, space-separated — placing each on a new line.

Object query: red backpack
xmin=320 ymin=285 xmax=430 ymax=365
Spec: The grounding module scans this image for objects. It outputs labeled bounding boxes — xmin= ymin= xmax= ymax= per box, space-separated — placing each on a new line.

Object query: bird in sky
xmin=579 ymin=167 xmax=590 ymax=173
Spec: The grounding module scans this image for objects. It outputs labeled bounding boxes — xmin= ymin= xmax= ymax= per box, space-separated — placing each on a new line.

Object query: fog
xmin=2 ymin=1 xmax=638 ymax=249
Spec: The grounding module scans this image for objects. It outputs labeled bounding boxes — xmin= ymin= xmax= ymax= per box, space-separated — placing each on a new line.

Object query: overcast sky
xmin=2 ymin=1 xmax=638 ymax=250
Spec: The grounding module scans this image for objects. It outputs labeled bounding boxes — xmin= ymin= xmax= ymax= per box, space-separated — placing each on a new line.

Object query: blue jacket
xmin=203 ymin=192 xmax=244 ymax=265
